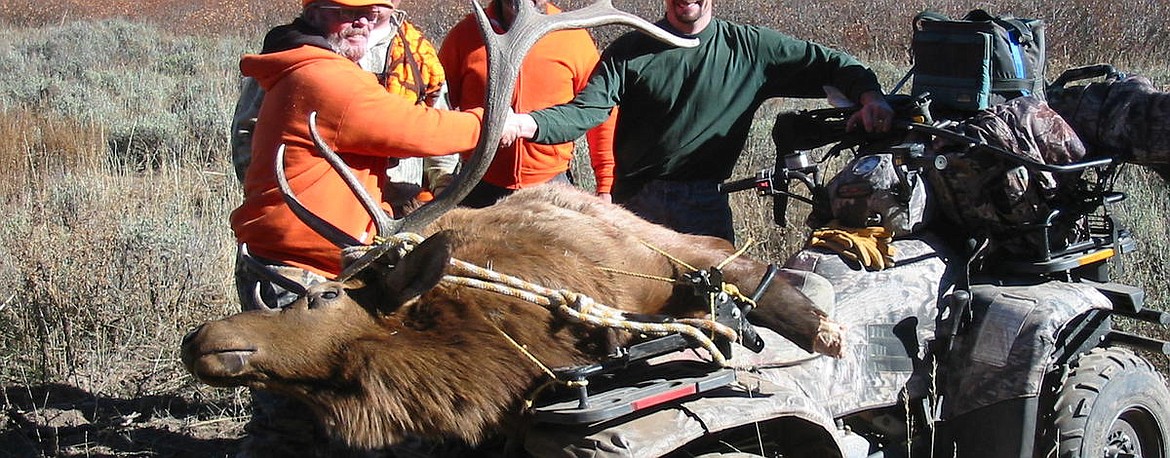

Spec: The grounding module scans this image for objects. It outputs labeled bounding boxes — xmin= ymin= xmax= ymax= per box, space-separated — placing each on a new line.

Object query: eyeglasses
xmin=315 ymin=5 xmax=383 ymax=24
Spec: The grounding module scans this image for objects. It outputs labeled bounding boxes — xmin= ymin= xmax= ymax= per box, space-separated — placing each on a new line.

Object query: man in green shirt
xmin=511 ymin=0 xmax=893 ymax=242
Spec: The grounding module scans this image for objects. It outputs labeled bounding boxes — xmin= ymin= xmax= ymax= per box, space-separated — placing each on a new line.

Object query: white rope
xmin=381 ymin=233 xmax=739 ymax=366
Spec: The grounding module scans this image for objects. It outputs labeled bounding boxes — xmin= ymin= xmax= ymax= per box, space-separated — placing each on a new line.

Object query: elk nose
xmin=181 ymin=324 xmax=205 ymax=346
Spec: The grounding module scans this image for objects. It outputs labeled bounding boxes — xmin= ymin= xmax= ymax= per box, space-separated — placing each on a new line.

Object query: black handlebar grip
xmin=718 ymin=177 xmax=757 ymax=194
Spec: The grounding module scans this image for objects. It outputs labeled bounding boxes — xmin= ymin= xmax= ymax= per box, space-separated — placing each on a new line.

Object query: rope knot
xmin=562 ymin=290 xmax=593 ymax=312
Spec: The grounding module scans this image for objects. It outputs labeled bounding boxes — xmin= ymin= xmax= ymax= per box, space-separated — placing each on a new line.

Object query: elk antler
xmin=274 ymin=140 xmax=364 ymax=248
xmin=277 ymin=0 xmax=697 ymax=278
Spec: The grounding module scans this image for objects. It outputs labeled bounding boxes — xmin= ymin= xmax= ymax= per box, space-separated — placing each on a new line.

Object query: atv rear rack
xmin=528 ymin=265 xmax=784 ymax=425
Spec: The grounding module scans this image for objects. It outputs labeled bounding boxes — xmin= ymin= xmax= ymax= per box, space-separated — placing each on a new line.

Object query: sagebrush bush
xmin=0 ymin=19 xmax=250 ymax=169
xmin=0 ymin=163 xmax=239 ymax=391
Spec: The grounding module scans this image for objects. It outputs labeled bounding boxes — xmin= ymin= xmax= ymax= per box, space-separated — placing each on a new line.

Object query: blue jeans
xmin=617 ymin=179 xmax=736 ymax=243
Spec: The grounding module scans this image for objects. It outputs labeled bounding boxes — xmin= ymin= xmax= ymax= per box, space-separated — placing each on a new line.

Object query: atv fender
xmin=785 ymin=235 xmax=952 ymax=414
xmin=943 ymin=282 xmax=1113 ymax=417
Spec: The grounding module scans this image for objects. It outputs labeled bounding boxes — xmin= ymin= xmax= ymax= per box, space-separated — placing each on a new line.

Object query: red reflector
xmin=631 ymin=385 xmax=698 ymax=410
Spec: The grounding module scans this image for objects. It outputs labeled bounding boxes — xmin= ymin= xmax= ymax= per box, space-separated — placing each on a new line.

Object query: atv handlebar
xmin=722 ymin=93 xmax=1120 ymax=228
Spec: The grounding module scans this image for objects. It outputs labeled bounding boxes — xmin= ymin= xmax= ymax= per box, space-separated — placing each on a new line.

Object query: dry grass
xmin=0 ymin=0 xmax=1168 ymax=456
xmin=0 ymin=108 xmax=104 ymax=200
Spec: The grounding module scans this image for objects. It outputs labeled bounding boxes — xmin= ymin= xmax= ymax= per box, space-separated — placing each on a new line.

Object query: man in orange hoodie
xmin=439 ymin=0 xmax=618 ymax=207
xmin=233 ymin=0 xmax=486 ymax=278
xmin=229 ymin=1 xmax=507 ymax=455
xmin=231 ymin=0 xmax=459 ymax=214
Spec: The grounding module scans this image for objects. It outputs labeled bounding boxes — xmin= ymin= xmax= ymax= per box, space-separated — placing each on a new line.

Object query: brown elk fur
xmin=181 ymin=183 xmax=842 ymax=450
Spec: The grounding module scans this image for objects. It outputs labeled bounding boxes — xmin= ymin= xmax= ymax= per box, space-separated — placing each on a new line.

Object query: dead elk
xmin=182 ymin=184 xmax=843 ymax=449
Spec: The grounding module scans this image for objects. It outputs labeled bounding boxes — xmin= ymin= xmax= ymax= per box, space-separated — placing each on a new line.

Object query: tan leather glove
xmin=809 ymin=224 xmax=896 ymax=271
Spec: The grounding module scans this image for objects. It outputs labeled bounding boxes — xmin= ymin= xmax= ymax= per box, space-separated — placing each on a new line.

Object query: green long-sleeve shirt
xmin=530 ymin=18 xmax=881 ymax=191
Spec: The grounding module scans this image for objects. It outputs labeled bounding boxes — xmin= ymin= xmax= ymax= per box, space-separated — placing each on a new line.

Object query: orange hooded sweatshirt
xmin=438 ymin=2 xmax=617 ymax=193
xmin=232 ymin=25 xmax=482 ymax=276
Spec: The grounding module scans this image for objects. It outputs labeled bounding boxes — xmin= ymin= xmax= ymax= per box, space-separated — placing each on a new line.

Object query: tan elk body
xmin=182 ymin=0 xmax=844 ymax=451
xmin=183 ymin=184 xmax=842 ymax=448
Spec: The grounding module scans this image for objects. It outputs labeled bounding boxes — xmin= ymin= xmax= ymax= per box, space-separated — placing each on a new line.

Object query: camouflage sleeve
xmin=230 ymin=77 xmax=265 ymax=183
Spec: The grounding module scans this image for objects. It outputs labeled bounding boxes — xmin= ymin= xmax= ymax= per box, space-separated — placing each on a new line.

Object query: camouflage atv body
xmin=522 ymin=235 xmax=1146 ymax=457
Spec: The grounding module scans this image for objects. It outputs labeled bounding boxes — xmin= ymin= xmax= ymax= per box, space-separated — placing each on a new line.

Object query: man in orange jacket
xmin=233 ymin=0 xmax=487 ymax=278
xmin=438 ymin=0 xmax=618 ymax=207
xmin=358 ymin=0 xmax=460 ymax=213
xmin=229 ymin=1 xmax=509 ymax=455
xmin=230 ymin=0 xmax=458 ymax=214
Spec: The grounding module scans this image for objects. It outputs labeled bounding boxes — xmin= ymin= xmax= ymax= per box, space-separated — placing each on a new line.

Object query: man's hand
xmin=597 ymin=192 xmax=612 ymax=203
xmin=846 ymin=91 xmax=895 ymax=133
xmin=500 ymin=112 xmax=539 ymax=148
xmin=428 ymin=173 xmax=454 ymax=197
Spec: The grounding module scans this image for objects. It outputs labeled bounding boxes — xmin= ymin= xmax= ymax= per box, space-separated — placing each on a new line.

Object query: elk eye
xmin=306 ymin=288 xmax=341 ymax=309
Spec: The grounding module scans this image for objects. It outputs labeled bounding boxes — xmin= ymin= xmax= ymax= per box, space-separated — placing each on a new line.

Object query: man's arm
xmin=584 ymin=107 xmax=617 ymax=200
xmin=524 ymin=54 xmax=623 ymax=145
xmin=757 ymin=29 xmax=892 ymax=132
xmin=570 ymin=32 xmax=618 ymax=199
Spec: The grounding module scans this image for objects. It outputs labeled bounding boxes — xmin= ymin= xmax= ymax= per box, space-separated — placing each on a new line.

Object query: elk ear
xmin=373 ymin=231 xmax=452 ymax=313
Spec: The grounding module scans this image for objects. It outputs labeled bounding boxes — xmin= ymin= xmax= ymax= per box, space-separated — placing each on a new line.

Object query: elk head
xmin=182 ymin=232 xmax=598 ymax=447
xmin=181 ymin=232 xmax=451 ymax=392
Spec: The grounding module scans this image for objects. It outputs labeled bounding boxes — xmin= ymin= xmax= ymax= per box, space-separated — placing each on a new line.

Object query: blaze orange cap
xmin=303 ymin=0 xmax=393 ymax=7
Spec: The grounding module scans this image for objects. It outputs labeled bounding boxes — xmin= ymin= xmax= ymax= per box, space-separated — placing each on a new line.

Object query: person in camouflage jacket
xmin=1048 ymin=72 xmax=1170 ymax=180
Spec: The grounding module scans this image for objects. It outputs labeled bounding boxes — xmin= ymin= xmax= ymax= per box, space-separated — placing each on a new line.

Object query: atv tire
xmin=1052 ymin=346 xmax=1170 ymax=458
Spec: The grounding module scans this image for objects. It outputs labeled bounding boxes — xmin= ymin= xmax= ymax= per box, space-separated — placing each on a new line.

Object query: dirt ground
xmin=1 ymin=383 xmax=245 ymax=458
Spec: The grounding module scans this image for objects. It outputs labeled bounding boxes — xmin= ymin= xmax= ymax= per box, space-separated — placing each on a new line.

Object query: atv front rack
xmin=531 ymin=354 xmax=736 ymax=425
xmin=528 ymin=266 xmax=787 ymax=425
xmin=909 ymin=122 xmax=1134 ymax=279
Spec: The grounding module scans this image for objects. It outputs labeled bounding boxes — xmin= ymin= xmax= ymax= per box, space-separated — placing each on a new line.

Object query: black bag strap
xmin=964 ymin=9 xmax=1035 ymax=44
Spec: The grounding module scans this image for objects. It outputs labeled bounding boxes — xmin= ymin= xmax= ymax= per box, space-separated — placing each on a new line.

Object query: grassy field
xmin=0 ymin=0 xmax=1168 ymax=456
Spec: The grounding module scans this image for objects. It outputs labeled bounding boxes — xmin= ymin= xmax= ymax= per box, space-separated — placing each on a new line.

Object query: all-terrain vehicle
xmin=511 ymin=66 xmax=1170 ymax=457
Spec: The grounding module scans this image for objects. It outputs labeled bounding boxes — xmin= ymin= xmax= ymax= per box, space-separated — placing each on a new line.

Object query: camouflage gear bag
xmin=827 ymin=151 xmax=930 ymax=238
xmin=926 ymin=96 xmax=1087 ymax=257
xmin=1047 ymin=69 xmax=1170 ymax=179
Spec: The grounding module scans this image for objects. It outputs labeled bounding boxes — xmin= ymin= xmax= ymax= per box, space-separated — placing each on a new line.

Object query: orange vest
xmin=438 ymin=2 xmax=617 ymax=193
xmin=379 ymin=21 xmax=446 ymax=106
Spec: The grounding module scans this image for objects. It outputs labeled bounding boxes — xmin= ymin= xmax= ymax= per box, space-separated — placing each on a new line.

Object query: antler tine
xmin=275 ymin=142 xmax=364 ymax=248
xmin=391 ymin=0 xmax=698 ymax=235
xmin=306 ymin=112 xmax=396 ymax=237
xmin=511 ymin=0 xmax=698 ymax=47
